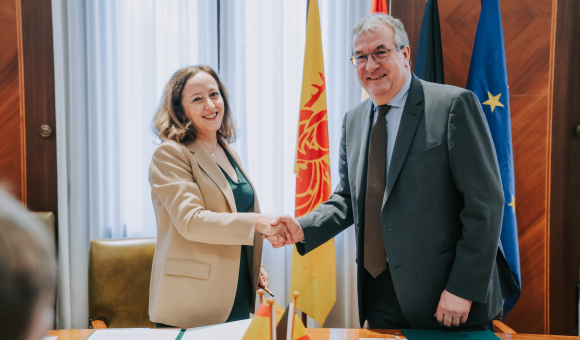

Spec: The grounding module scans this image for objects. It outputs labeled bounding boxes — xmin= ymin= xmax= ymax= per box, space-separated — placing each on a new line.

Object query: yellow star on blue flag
xmin=508 ymin=195 xmax=515 ymax=211
xmin=482 ymin=91 xmax=504 ymax=112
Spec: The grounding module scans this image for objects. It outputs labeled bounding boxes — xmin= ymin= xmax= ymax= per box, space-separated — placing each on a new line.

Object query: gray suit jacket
xmin=296 ymin=73 xmax=520 ymax=329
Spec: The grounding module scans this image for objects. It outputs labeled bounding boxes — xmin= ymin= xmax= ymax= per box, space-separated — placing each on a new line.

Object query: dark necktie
xmin=364 ymin=105 xmax=389 ymax=278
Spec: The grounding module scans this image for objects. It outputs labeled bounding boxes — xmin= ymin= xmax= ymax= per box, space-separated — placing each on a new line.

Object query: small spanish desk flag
xmin=292 ymin=0 xmax=335 ymax=327
xmin=276 ymin=292 xmax=310 ymax=340
xmin=242 ymin=299 xmax=285 ymax=340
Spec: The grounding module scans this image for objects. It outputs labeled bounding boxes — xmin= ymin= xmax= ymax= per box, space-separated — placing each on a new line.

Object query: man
xmin=270 ymin=13 xmax=519 ymax=330
xmin=0 ymin=188 xmax=57 ymax=340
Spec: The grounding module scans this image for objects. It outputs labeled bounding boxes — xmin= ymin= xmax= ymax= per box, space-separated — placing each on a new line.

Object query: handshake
xmin=255 ymin=214 xmax=305 ymax=248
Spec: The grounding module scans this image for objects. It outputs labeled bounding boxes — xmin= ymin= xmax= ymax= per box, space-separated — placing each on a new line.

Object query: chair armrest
xmin=493 ymin=320 xmax=516 ymax=334
xmin=90 ymin=319 xmax=108 ymax=329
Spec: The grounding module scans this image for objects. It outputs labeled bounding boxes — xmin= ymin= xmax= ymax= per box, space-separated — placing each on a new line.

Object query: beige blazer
xmin=148 ymin=139 xmax=263 ymax=328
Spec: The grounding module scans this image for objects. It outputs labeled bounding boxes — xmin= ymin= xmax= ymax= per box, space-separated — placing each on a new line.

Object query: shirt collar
xmin=372 ymin=72 xmax=412 ymax=110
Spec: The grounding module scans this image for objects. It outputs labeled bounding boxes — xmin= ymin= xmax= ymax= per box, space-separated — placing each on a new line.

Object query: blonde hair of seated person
xmin=0 ymin=188 xmax=56 ymax=340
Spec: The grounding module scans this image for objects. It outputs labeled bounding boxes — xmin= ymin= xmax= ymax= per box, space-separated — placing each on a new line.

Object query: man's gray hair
xmin=351 ymin=13 xmax=410 ymax=49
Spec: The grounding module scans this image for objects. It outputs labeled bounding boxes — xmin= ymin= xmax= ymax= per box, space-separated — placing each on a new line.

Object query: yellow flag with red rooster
xmin=291 ymin=0 xmax=336 ymax=327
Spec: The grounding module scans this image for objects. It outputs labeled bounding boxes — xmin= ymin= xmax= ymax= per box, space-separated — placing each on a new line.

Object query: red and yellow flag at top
xmin=291 ymin=0 xmax=335 ymax=327
xmin=371 ymin=0 xmax=389 ymax=14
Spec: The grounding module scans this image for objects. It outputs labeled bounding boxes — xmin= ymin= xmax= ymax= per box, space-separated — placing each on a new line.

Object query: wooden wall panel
xmin=391 ymin=0 xmax=424 ymax=70
xmin=437 ymin=0 xmax=554 ymax=334
xmin=508 ymin=94 xmax=550 ymax=334
xmin=0 ymin=0 xmax=24 ymax=201
xmin=0 ymin=0 xmax=57 ymax=231
xmin=549 ymin=0 xmax=580 ymax=335
xmin=438 ymin=0 xmax=553 ymax=334
xmin=429 ymin=0 xmax=479 ymax=85
xmin=503 ymin=2 xmax=553 ymax=333
xmin=437 ymin=0 xmax=553 ymax=334
xmin=20 ymin=0 xmax=57 ymax=215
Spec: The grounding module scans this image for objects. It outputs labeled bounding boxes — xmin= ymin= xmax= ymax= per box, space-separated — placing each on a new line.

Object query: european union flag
xmin=415 ymin=0 xmax=444 ymax=84
xmin=466 ymin=0 xmax=521 ymax=317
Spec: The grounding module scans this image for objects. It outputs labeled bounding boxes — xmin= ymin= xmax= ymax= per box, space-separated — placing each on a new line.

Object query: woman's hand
xmin=255 ymin=214 xmax=286 ymax=244
xmin=259 ymin=265 xmax=269 ymax=289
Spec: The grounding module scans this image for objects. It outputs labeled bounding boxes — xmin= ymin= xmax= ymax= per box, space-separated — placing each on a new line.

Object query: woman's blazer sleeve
xmin=149 ymin=141 xmax=256 ymax=245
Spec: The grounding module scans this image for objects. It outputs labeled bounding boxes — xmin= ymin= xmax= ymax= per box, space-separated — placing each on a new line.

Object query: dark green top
xmin=219 ymin=150 xmax=255 ymax=322
xmin=220 ymin=151 xmax=255 ymax=212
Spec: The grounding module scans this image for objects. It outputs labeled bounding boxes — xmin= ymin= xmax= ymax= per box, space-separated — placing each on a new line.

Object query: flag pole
xmin=300 ymin=0 xmax=311 ymax=328
xmin=267 ymin=298 xmax=276 ymax=340
xmin=258 ymin=289 xmax=265 ymax=305
xmin=291 ymin=292 xmax=300 ymax=340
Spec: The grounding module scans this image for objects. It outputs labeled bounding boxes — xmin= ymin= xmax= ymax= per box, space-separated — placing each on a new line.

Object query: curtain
xmin=52 ymin=0 xmax=218 ymax=329
xmin=53 ymin=0 xmax=370 ymax=330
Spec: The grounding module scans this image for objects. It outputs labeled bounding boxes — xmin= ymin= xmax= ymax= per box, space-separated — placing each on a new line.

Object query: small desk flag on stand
xmin=243 ymin=297 xmax=285 ymax=340
xmin=276 ymin=292 xmax=310 ymax=340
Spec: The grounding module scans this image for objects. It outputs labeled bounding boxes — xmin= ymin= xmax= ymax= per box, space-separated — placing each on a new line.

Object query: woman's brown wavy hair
xmin=153 ymin=65 xmax=236 ymax=144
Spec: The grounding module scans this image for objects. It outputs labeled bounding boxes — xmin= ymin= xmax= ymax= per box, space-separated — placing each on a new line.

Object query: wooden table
xmin=47 ymin=328 xmax=580 ymax=339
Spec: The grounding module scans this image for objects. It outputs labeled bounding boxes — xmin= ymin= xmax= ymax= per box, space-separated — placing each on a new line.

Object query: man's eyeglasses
xmin=350 ymin=46 xmax=405 ymax=68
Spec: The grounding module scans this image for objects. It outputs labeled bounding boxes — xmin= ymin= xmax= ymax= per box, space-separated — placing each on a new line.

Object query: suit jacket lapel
xmin=186 ymin=140 xmax=237 ymax=213
xmin=355 ymin=99 xmax=375 ymax=219
xmin=383 ymin=74 xmax=425 ymax=206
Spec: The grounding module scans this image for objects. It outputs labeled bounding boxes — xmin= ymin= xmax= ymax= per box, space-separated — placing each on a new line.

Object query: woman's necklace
xmin=201 ymin=140 xmax=218 ymax=159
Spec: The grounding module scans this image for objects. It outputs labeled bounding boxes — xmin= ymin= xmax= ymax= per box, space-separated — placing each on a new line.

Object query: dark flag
xmin=415 ymin=0 xmax=444 ymax=84
xmin=466 ymin=0 xmax=521 ymax=317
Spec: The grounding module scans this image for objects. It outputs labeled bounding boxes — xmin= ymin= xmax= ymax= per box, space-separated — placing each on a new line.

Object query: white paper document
xmin=84 ymin=319 xmax=251 ymax=340
xmin=328 ymin=329 xmax=395 ymax=340
xmin=180 ymin=319 xmax=252 ymax=340
xmin=87 ymin=329 xmax=180 ymax=340
xmin=42 ymin=337 xmax=58 ymax=340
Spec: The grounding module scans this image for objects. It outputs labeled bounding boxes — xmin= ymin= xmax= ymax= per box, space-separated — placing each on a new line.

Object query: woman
xmin=148 ymin=65 xmax=283 ymax=328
